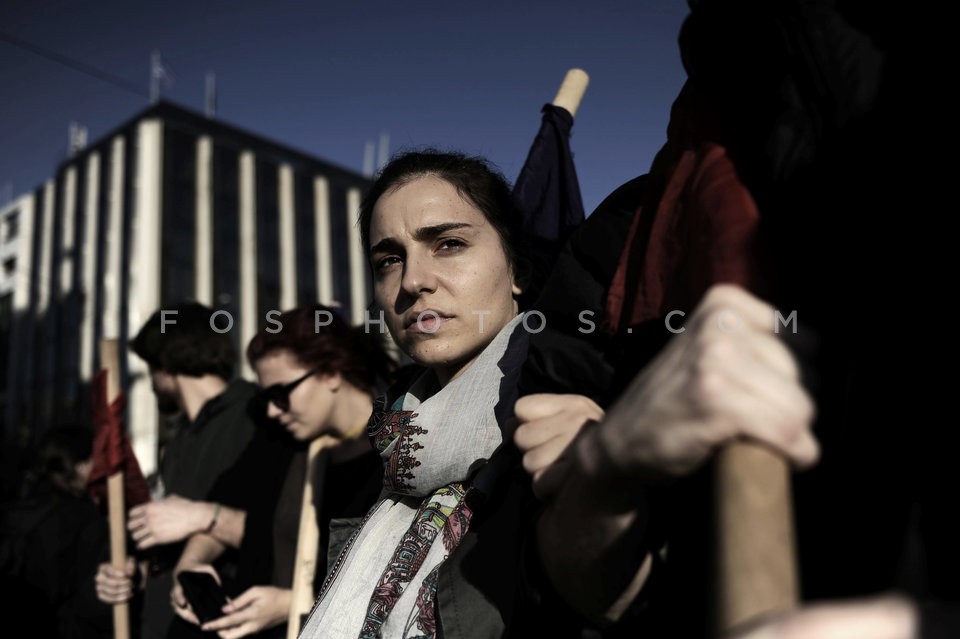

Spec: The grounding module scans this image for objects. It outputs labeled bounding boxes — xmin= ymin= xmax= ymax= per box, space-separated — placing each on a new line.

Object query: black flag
xmin=512 ymin=103 xmax=587 ymax=302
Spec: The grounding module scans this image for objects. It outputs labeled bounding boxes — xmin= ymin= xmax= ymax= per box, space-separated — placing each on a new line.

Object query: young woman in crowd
xmin=298 ymin=150 xmax=544 ymax=638
xmin=170 ymin=305 xmax=396 ymax=639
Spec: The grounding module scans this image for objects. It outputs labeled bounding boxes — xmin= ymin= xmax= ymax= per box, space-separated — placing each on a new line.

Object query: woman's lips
xmin=406 ymin=312 xmax=453 ymax=333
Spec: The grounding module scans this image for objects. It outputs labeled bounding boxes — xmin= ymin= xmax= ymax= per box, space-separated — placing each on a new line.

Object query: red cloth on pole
xmin=604 ymin=85 xmax=771 ymax=333
xmin=87 ymin=369 xmax=151 ymax=513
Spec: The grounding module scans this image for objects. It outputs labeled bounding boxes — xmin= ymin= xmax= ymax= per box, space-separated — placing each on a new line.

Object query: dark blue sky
xmin=0 ymin=0 xmax=690 ymax=215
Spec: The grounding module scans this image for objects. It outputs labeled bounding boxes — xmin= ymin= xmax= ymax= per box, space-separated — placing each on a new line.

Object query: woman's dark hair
xmin=131 ymin=301 xmax=235 ymax=380
xmin=358 ymin=149 xmax=534 ymax=299
xmin=246 ymin=304 xmax=397 ymax=396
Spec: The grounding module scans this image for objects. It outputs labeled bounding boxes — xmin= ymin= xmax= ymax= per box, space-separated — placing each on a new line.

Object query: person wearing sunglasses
xmin=258 ymin=367 xmax=321 ymax=413
xmin=167 ymin=304 xmax=397 ymax=639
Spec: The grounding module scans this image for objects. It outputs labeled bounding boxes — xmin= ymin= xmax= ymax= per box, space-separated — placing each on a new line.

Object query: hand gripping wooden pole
xmin=714 ymin=443 xmax=799 ymax=633
xmin=100 ymin=338 xmax=130 ymax=639
xmin=551 ymin=68 xmax=590 ymax=117
xmin=286 ymin=434 xmax=337 ymax=639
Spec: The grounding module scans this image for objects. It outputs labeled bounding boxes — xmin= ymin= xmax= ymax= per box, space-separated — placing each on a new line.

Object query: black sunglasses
xmin=258 ymin=368 xmax=320 ymax=413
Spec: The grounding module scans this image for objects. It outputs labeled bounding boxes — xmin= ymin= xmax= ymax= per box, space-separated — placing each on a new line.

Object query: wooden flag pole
xmin=100 ymin=338 xmax=131 ymax=639
xmin=552 ymin=68 xmax=589 ymax=118
xmin=286 ymin=434 xmax=337 ymax=639
xmin=714 ymin=442 xmax=798 ymax=633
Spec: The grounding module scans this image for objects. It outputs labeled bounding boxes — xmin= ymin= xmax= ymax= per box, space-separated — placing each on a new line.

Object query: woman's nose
xmin=400 ymin=254 xmax=437 ymax=296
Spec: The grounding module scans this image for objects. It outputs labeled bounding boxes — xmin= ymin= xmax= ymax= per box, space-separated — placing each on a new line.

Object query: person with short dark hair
xmin=130 ymin=302 xmax=236 ymax=381
xmin=95 ymin=301 xmax=260 ymax=639
xmin=129 ymin=302 xmax=237 ymax=416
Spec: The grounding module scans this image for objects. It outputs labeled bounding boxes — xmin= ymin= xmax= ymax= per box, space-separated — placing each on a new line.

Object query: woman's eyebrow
xmin=413 ymin=222 xmax=473 ymax=242
xmin=370 ymin=223 xmax=474 ymax=255
xmin=369 ymin=237 xmax=402 ymax=256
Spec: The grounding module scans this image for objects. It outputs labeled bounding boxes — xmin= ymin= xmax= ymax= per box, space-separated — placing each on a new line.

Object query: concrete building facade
xmin=2 ymin=101 xmax=374 ymax=477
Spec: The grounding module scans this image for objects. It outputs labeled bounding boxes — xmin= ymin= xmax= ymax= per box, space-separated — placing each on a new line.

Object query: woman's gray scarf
xmin=298 ymin=314 xmax=529 ymax=639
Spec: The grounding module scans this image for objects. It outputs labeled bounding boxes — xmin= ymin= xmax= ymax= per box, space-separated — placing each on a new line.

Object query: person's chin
xmin=406 ymin=341 xmax=454 ymax=364
xmin=291 ymin=424 xmax=321 ymax=441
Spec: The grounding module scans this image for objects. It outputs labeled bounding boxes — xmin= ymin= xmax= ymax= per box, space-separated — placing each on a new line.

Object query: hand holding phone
xmin=176 ymin=570 xmax=228 ymax=623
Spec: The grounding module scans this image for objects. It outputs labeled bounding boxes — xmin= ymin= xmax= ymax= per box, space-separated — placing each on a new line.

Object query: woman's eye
xmin=437 ymin=238 xmax=465 ymax=252
xmin=375 ymin=256 xmax=401 ymax=271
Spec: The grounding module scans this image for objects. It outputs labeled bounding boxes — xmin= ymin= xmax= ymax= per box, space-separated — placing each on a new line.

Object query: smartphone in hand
xmin=176 ymin=570 xmax=228 ymax=623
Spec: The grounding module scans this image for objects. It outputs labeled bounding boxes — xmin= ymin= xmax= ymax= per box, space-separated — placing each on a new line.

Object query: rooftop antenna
xmin=362 ymin=140 xmax=375 ymax=178
xmin=150 ymin=50 xmax=175 ymax=104
xmin=376 ymin=132 xmax=390 ymax=172
xmin=205 ymin=72 xmax=217 ymax=117
xmin=68 ymin=121 xmax=88 ymax=157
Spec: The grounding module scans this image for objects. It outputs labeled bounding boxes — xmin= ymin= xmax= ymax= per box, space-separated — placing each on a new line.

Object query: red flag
xmin=604 ymin=82 xmax=772 ymax=334
xmin=87 ymin=369 xmax=151 ymax=512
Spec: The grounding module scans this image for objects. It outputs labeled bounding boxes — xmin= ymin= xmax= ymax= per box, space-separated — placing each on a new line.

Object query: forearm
xmin=175 ymin=505 xmax=245 ymax=573
xmin=205 ymin=504 xmax=245 ymax=548
xmin=130 ymin=496 xmax=246 ymax=549
xmin=536 ymin=426 xmax=656 ymax=624
xmin=175 ymin=532 xmax=228 ymax=574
